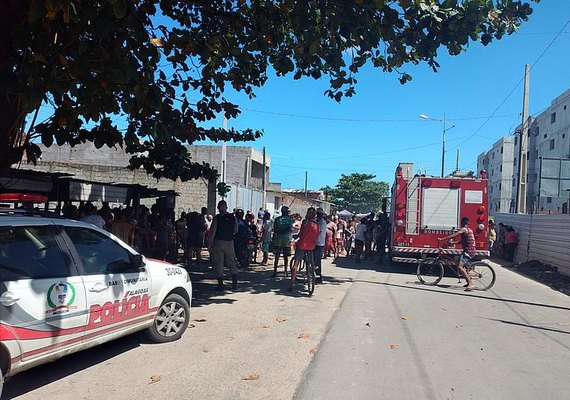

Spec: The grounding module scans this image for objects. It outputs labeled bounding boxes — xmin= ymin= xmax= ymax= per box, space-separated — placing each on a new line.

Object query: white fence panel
xmin=495 ymin=213 xmax=570 ymax=276
xmin=217 ymin=183 xmax=264 ymax=213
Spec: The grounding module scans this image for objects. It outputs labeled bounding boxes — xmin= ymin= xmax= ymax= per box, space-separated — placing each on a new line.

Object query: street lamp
xmin=420 ymin=113 xmax=455 ymax=177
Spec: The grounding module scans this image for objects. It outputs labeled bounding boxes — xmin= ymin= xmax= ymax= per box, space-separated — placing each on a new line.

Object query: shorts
xmin=293 ymin=247 xmax=313 ymax=262
xmin=459 ymin=252 xmax=473 ymax=264
xmin=274 ymin=246 xmax=290 ymax=257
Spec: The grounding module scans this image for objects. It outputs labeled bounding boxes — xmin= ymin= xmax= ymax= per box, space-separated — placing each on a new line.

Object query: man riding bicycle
xmin=288 ymin=207 xmax=319 ymax=292
xmin=438 ymin=216 xmax=476 ymax=291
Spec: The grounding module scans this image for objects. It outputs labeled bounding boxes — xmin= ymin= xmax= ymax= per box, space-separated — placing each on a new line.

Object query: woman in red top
xmin=439 ymin=217 xmax=477 ymax=291
xmin=288 ymin=207 xmax=319 ymax=291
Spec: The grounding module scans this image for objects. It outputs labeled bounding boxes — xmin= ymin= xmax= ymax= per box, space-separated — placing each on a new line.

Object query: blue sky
xmin=210 ymin=2 xmax=570 ymax=191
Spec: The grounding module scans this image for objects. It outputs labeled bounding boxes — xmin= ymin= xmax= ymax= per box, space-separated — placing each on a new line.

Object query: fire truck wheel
xmin=417 ymin=259 xmax=444 ymax=285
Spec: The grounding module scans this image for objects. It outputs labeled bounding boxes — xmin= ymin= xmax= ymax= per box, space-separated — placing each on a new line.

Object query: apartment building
xmin=514 ymin=88 xmax=570 ymax=213
xmin=478 ymin=88 xmax=570 ymax=215
xmin=477 ymin=136 xmax=515 ymax=213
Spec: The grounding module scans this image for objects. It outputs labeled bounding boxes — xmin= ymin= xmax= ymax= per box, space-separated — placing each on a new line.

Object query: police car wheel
xmin=145 ymin=293 xmax=190 ymax=343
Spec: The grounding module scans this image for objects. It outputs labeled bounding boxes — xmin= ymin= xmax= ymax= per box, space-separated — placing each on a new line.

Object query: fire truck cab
xmin=390 ymin=163 xmax=490 ymax=264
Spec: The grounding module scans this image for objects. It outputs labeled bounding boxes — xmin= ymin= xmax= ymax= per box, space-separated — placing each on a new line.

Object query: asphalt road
xmin=3 ymin=256 xmax=569 ymax=400
xmin=295 ymin=258 xmax=570 ymax=400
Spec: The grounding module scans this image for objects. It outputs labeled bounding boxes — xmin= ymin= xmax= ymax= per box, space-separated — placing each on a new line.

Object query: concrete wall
xmin=27 ymin=160 xmax=210 ymax=218
xmin=188 ymin=145 xmax=270 ymax=190
xmin=23 ymin=143 xmax=270 ymax=217
xmin=281 ymin=194 xmax=316 ymax=217
xmin=495 ymin=212 xmax=570 ymax=276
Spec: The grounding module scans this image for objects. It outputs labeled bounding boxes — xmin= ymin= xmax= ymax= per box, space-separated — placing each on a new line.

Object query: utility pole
xmin=456 ymin=149 xmax=460 ymax=173
xmin=516 ymin=64 xmax=530 ymax=214
xmin=262 ymin=146 xmax=266 ymax=209
xmin=304 ymin=171 xmax=308 ymax=198
xmin=441 ymin=112 xmax=446 ymax=177
xmin=221 ymin=118 xmax=228 ymax=183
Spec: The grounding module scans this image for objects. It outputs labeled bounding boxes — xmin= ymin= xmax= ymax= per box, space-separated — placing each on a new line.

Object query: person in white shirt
xmin=314 ymin=208 xmax=328 ymax=283
xmin=354 ymin=219 xmax=367 ymax=263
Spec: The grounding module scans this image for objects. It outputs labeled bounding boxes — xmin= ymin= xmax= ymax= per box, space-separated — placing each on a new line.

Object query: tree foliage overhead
xmin=1 ymin=0 xmax=537 ymax=180
xmin=323 ymin=173 xmax=389 ymax=213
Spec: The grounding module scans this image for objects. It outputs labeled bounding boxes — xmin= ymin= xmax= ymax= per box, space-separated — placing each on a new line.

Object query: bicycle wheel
xmin=469 ymin=262 xmax=496 ymax=291
xmin=306 ymin=254 xmax=316 ymax=295
xmin=417 ymin=258 xmax=444 ymax=285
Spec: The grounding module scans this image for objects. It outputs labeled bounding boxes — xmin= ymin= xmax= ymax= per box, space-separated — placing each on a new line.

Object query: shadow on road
xmin=330 ymin=254 xmax=570 ymax=312
xmin=481 ymin=317 xmax=570 ymax=335
xmin=188 ymin=260 xmax=353 ymax=307
xmin=2 ymin=333 xmax=146 ymax=399
xmin=353 ymin=278 xmax=570 ymax=311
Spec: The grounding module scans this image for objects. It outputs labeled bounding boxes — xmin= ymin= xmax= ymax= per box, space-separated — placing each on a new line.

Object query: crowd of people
xmin=59 ymin=200 xmax=523 ymax=293
xmin=64 ymin=200 xmax=394 ymax=292
xmin=62 ymin=201 xmax=180 ymax=262
xmin=488 ymin=221 xmax=519 ymax=262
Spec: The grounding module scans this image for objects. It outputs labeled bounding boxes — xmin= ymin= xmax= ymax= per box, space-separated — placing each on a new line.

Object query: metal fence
xmin=218 ymin=183 xmax=264 ymax=213
xmin=495 ymin=213 xmax=570 ymax=276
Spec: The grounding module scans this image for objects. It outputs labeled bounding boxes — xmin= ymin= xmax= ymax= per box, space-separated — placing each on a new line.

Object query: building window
xmin=551 ymin=112 xmax=556 ymax=123
xmin=536 ymin=126 xmax=540 ymax=136
xmin=501 ymin=146 xmax=503 ymax=154
xmin=564 ymin=105 xmax=567 ymax=110
xmin=514 ymin=136 xmax=518 ymax=146
xmin=490 ymin=186 xmax=493 ymax=193
xmin=499 ymin=183 xmax=502 ymax=190
xmin=547 ymin=197 xmax=552 ymax=203
xmin=535 ymin=149 xmax=539 ymax=159
xmin=500 ymin=165 xmax=503 ymax=172
xmin=514 ymin=157 xmax=517 ymax=166
xmin=563 ymin=134 xmax=566 ymax=139
xmin=492 ymin=152 xmax=495 ymax=159
xmin=550 ymin=139 xmax=555 ymax=150
xmin=497 ymin=201 xmax=501 ymax=210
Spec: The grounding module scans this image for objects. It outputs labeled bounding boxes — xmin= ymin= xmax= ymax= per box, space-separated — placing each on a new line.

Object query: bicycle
xmin=417 ymin=244 xmax=496 ymax=291
xmin=296 ymin=250 xmax=316 ymax=295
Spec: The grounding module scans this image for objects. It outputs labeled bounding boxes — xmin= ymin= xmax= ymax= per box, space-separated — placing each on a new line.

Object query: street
xmin=3 ymin=257 xmax=569 ymax=400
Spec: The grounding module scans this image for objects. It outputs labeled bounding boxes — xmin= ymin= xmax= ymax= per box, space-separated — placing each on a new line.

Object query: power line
xmin=447 ymin=19 xmax=570 ymax=152
xmin=241 ymin=107 xmax=519 ymax=123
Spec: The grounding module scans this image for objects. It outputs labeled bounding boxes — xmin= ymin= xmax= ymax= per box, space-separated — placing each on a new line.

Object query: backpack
xmin=273 ymin=216 xmax=291 ymax=234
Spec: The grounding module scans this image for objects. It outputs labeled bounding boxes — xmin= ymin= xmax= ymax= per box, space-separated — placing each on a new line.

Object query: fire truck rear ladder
xmin=406 ymin=176 xmax=421 ymax=235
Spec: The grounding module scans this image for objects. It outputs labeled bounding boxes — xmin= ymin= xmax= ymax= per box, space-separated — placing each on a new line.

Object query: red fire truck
xmin=389 ymin=162 xmax=490 ymax=264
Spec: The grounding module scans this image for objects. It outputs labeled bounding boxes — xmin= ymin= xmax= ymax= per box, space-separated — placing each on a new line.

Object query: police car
xmin=0 ymin=195 xmax=192 ymax=394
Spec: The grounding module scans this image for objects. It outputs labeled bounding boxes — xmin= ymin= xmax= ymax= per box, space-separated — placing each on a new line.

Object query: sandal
xmin=464 ymin=286 xmax=475 ymax=291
